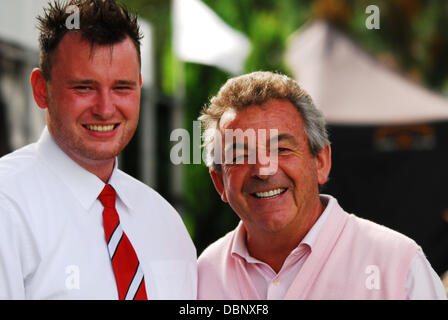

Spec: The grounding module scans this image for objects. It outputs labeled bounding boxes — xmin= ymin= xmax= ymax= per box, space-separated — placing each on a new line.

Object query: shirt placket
xmin=266 ymin=245 xmax=310 ymax=300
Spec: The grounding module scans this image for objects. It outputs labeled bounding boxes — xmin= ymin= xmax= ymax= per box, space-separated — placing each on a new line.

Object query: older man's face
xmin=210 ymin=99 xmax=331 ymax=239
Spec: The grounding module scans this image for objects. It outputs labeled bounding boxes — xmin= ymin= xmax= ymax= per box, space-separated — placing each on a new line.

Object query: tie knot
xmin=98 ymin=184 xmax=117 ymax=209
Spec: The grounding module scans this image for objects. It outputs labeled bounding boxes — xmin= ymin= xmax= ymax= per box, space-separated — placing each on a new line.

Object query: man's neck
xmin=245 ymin=198 xmax=325 ymax=273
xmin=55 ymin=140 xmax=115 ymax=183
xmin=71 ymin=156 xmax=115 ymax=184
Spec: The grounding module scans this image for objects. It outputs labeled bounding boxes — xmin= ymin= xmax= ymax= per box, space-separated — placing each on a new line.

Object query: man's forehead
xmin=57 ymin=32 xmax=92 ymax=50
xmin=219 ymin=104 xmax=301 ymax=131
xmin=49 ymin=32 xmax=140 ymax=80
xmin=55 ymin=32 xmax=137 ymax=59
xmin=216 ymin=100 xmax=307 ymax=149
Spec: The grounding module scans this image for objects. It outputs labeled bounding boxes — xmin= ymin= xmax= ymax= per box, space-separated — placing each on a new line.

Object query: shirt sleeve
xmin=404 ymin=247 xmax=447 ymax=300
xmin=0 ymin=194 xmax=27 ymax=299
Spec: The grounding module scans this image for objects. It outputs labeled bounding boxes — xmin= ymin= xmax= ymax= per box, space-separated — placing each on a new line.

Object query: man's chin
xmin=66 ymin=142 xmax=123 ymax=164
xmin=50 ymin=129 xmax=127 ymax=165
xmin=81 ymin=148 xmax=122 ymax=162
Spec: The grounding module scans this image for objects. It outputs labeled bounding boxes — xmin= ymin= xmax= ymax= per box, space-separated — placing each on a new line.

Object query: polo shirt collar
xmin=36 ymin=127 xmax=130 ymax=211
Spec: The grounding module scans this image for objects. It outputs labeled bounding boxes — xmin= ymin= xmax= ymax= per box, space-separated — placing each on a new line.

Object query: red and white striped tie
xmin=99 ymin=184 xmax=148 ymax=300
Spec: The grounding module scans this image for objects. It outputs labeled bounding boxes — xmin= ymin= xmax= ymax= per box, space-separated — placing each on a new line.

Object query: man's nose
xmin=249 ymin=155 xmax=278 ymax=179
xmin=92 ymin=90 xmax=116 ymax=119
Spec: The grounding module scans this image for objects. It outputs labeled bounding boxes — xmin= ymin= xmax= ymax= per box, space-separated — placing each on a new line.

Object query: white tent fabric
xmin=172 ymin=0 xmax=251 ymax=75
xmin=0 ymin=0 xmax=47 ymax=51
xmin=285 ymin=20 xmax=448 ymax=125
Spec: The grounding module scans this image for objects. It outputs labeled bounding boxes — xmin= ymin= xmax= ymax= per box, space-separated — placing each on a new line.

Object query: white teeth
xmin=85 ymin=125 xmax=115 ymax=132
xmin=254 ymin=188 xmax=286 ymax=199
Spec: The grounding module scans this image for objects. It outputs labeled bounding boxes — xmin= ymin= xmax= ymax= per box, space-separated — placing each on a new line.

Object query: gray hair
xmin=198 ymin=71 xmax=330 ymax=170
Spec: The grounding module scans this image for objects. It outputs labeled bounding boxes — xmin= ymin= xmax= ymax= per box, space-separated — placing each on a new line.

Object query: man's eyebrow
xmin=225 ymin=133 xmax=298 ymax=150
xmin=115 ymin=80 xmax=138 ymax=86
xmin=66 ymin=79 xmax=98 ymax=85
xmin=65 ymin=79 xmax=138 ymax=86
xmin=224 ymin=142 xmax=248 ymax=155
xmin=273 ymin=133 xmax=299 ymax=145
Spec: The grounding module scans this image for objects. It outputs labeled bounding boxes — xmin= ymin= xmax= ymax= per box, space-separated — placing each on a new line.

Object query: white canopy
xmin=172 ymin=0 xmax=251 ymax=75
xmin=285 ymin=20 xmax=448 ymax=125
xmin=0 ymin=0 xmax=47 ymax=51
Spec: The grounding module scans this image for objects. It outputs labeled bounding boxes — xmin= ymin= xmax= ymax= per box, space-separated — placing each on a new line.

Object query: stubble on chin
xmin=49 ymin=121 xmax=131 ymax=163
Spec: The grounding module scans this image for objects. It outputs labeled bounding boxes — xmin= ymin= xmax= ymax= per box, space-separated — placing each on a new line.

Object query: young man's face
xmin=210 ymin=99 xmax=331 ymax=239
xmin=39 ymin=32 xmax=141 ymax=169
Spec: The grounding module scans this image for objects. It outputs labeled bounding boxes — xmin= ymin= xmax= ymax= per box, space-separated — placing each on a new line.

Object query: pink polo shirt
xmin=230 ymin=195 xmax=446 ymax=300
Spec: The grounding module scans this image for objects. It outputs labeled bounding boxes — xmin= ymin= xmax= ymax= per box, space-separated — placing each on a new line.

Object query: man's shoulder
xmin=198 ymin=229 xmax=236 ymax=265
xmin=324 ymin=197 xmax=418 ymax=251
xmin=344 ymin=212 xmax=419 ymax=255
xmin=0 ymin=144 xmax=39 ymax=186
xmin=351 ymin=213 xmax=416 ymax=243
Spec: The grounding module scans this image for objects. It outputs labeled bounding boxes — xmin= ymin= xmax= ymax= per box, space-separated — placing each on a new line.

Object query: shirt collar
xmin=36 ymin=127 xmax=131 ymax=211
xmin=108 ymin=167 xmax=134 ymax=210
xmin=231 ymin=194 xmax=336 ymax=261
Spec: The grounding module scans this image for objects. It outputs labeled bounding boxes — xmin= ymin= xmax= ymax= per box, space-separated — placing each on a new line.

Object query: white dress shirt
xmin=0 ymin=128 xmax=197 ymax=299
xmin=231 ymin=195 xmax=447 ymax=300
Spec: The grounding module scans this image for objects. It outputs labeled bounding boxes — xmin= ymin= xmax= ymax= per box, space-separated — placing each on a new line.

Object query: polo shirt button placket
xmin=267 ymin=276 xmax=282 ymax=299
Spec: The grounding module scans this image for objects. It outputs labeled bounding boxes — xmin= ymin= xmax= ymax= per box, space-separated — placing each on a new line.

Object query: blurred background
xmin=0 ymin=0 xmax=447 ymax=278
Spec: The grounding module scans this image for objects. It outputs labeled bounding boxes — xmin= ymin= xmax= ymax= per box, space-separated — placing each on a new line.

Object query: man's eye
xmin=232 ymin=152 xmax=246 ymax=163
xmin=115 ymin=86 xmax=131 ymax=91
xmin=233 ymin=154 xmax=246 ymax=162
xmin=231 ymin=150 xmax=252 ymax=163
xmin=74 ymin=86 xmax=92 ymax=91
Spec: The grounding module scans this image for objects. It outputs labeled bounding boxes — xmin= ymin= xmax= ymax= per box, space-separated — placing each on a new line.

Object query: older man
xmin=0 ymin=0 xmax=196 ymax=299
xmin=197 ymin=71 xmax=446 ymax=299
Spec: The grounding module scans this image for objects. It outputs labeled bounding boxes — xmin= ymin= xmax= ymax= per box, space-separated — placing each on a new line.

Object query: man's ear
xmin=30 ymin=68 xmax=49 ymax=110
xmin=315 ymin=144 xmax=332 ymax=185
xmin=209 ymin=167 xmax=228 ymax=203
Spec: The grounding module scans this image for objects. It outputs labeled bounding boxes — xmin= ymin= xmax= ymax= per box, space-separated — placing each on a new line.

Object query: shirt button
xmin=272 ymin=278 xmax=280 ymax=285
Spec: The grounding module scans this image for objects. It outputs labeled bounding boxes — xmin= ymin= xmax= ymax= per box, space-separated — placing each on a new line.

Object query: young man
xmin=197 ymin=71 xmax=446 ymax=299
xmin=0 ymin=0 xmax=196 ymax=299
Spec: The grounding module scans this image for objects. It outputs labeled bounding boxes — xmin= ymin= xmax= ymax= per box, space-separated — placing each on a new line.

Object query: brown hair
xmin=37 ymin=0 xmax=143 ymax=80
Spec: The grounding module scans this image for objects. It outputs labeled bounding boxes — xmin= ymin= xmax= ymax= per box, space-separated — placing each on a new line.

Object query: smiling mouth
xmin=252 ymin=188 xmax=287 ymax=199
xmin=83 ymin=124 xmax=119 ymax=132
